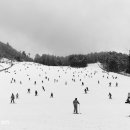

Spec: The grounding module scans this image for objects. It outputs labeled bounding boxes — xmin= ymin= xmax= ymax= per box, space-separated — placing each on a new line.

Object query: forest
xmin=0 ymin=41 xmax=129 ymax=73
xmin=34 ymin=52 xmax=129 ymax=73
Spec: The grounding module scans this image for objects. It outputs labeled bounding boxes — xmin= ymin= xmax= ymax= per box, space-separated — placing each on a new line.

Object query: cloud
xmin=0 ymin=0 xmax=130 ymax=56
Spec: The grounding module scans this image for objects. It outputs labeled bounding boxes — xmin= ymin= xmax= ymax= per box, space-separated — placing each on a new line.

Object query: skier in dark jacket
xmin=35 ymin=90 xmax=38 ymax=96
xmin=108 ymin=92 xmax=112 ymax=99
xmin=50 ymin=92 xmax=53 ymax=98
xmin=73 ymin=98 xmax=80 ymax=114
xmin=11 ymin=93 xmax=15 ymax=103
xmin=27 ymin=88 xmax=30 ymax=93
xmin=125 ymin=97 xmax=130 ymax=103
xmin=84 ymin=88 xmax=87 ymax=94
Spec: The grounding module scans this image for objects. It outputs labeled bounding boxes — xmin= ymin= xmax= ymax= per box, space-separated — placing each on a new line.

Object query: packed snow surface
xmin=0 ymin=58 xmax=13 ymax=70
xmin=0 ymin=62 xmax=130 ymax=130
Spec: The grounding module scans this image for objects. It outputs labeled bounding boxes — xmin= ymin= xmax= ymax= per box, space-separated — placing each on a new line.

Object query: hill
xmin=0 ymin=61 xmax=130 ymax=130
xmin=0 ymin=41 xmax=33 ymax=61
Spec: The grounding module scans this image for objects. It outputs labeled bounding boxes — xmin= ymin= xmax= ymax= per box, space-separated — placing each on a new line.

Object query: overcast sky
xmin=0 ymin=0 xmax=130 ymax=57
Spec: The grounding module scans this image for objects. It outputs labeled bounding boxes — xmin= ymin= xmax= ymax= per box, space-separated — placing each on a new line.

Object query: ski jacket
xmin=73 ymin=100 xmax=79 ymax=106
xmin=11 ymin=94 xmax=15 ymax=99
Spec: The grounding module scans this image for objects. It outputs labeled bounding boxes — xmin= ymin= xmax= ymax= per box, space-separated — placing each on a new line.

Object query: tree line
xmin=0 ymin=41 xmax=129 ymax=73
xmin=34 ymin=52 xmax=129 ymax=73
xmin=0 ymin=42 xmax=33 ymax=62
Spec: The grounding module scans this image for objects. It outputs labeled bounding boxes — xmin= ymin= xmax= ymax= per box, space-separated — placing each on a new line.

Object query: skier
xmin=20 ymin=81 xmax=22 ymax=84
xmin=116 ymin=82 xmax=118 ymax=87
xmin=50 ymin=92 xmax=53 ymax=98
xmin=73 ymin=98 xmax=80 ymax=114
xmin=86 ymin=87 xmax=89 ymax=91
xmin=16 ymin=93 xmax=19 ymax=99
xmin=109 ymin=82 xmax=111 ymax=87
xmin=27 ymin=88 xmax=30 ymax=93
xmin=108 ymin=92 xmax=112 ymax=99
xmin=65 ymin=81 xmax=67 ymax=85
xmin=35 ymin=90 xmax=38 ymax=96
xmin=42 ymin=86 xmax=45 ymax=91
xmin=98 ymin=80 xmax=100 ymax=84
xmin=84 ymin=88 xmax=87 ymax=94
xmin=125 ymin=97 xmax=130 ymax=103
xmin=14 ymin=79 xmax=16 ymax=83
xmin=10 ymin=93 xmax=15 ymax=103
xmin=34 ymin=81 xmax=36 ymax=85
xmin=82 ymin=82 xmax=84 ymax=86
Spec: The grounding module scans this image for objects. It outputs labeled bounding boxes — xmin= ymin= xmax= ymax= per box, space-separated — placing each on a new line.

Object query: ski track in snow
xmin=0 ymin=61 xmax=130 ymax=130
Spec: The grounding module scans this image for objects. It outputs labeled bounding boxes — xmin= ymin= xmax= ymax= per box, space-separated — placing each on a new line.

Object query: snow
xmin=0 ymin=58 xmax=14 ymax=70
xmin=0 ymin=61 xmax=130 ymax=130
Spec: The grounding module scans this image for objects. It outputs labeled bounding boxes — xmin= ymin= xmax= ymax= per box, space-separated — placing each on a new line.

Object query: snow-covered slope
xmin=0 ymin=58 xmax=14 ymax=71
xmin=0 ymin=62 xmax=130 ymax=130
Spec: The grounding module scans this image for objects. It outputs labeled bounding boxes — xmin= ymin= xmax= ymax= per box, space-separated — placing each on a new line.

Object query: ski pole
xmin=79 ymin=104 xmax=80 ymax=114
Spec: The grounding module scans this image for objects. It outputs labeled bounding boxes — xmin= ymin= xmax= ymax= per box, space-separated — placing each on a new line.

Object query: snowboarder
xmin=73 ymin=98 xmax=80 ymax=114
xmin=108 ymin=92 xmax=112 ymax=99
xmin=10 ymin=93 xmax=15 ymax=103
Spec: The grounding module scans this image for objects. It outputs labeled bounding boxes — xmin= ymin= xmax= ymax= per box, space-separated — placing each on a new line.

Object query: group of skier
xmin=10 ymin=91 xmax=54 ymax=103
xmin=10 ymin=93 xmax=19 ymax=104
xmin=9 ymin=65 xmax=123 ymax=115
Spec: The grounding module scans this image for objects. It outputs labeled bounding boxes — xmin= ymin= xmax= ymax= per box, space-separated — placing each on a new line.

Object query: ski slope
xmin=0 ymin=61 xmax=130 ymax=130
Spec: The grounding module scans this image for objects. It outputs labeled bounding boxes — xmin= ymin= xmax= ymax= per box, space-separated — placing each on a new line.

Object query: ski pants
xmin=74 ymin=105 xmax=78 ymax=113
